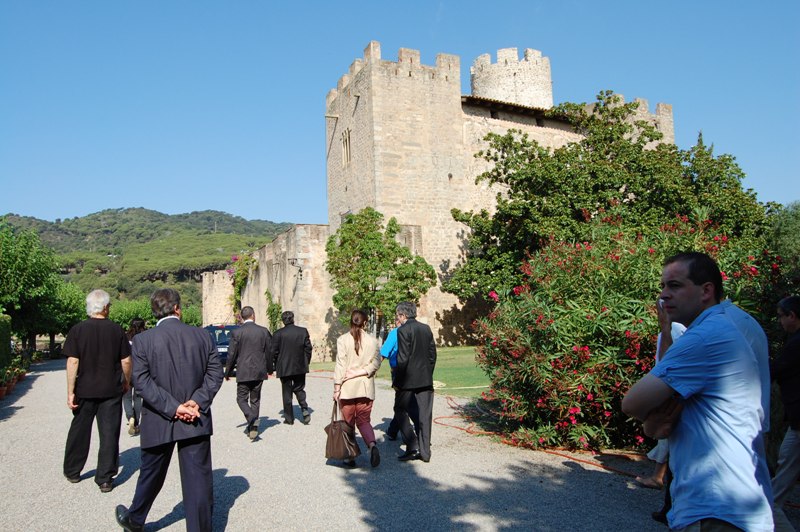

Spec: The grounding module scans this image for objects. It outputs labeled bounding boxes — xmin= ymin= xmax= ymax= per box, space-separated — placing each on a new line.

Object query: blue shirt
xmin=380 ymin=328 xmax=399 ymax=368
xmin=720 ymin=299 xmax=771 ymax=432
xmin=651 ymin=304 xmax=772 ymax=531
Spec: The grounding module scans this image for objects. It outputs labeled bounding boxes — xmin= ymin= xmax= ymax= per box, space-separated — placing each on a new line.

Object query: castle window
xmin=341 ymin=128 xmax=351 ymax=167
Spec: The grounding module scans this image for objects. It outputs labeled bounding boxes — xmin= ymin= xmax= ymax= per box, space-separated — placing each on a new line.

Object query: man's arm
xmin=121 ymin=356 xmax=132 ymax=393
xmin=225 ymin=331 xmax=239 ymax=380
xmin=66 ymin=357 xmax=79 ymax=410
xmin=622 ymin=373 xmax=675 ymax=422
xmin=190 ymin=341 xmax=223 ymax=412
xmin=303 ymin=330 xmax=313 ymax=365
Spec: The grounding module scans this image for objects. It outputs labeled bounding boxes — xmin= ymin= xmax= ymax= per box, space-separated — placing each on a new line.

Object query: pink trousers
xmin=339 ymin=397 xmax=375 ymax=446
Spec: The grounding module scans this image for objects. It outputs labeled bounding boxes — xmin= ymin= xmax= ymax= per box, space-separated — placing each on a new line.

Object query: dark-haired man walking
xmin=115 ymin=288 xmax=223 ymax=532
xmin=271 ymin=311 xmax=313 ymax=425
xmin=225 ymin=306 xmax=272 ymax=440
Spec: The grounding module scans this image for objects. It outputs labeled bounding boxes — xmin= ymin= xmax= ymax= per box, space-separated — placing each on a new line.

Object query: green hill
xmin=2 ymin=208 xmax=292 ymax=306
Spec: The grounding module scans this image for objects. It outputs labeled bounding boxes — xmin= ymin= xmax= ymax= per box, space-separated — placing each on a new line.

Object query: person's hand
xmin=121 ymin=380 xmax=130 ymax=395
xmin=657 ymin=297 xmax=670 ymax=334
xmin=67 ymin=393 xmax=78 ymax=410
xmin=643 ymin=396 xmax=684 ymax=439
xmin=333 ymin=390 xmax=340 ymax=402
xmin=176 ymin=400 xmax=200 ymax=422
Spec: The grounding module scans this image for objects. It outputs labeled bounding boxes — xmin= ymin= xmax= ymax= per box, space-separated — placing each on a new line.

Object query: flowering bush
xmin=476 ymin=211 xmax=783 ymax=450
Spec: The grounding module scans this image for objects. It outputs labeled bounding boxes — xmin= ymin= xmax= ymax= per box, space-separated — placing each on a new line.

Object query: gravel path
xmin=1 ymin=359 xmax=797 ymax=531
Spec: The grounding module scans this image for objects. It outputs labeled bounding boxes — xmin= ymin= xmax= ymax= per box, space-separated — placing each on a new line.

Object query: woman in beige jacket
xmin=333 ymin=309 xmax=382 ymax=467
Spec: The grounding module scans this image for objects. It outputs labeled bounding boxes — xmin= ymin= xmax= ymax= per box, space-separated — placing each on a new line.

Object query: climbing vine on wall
xmin=228 ymin=254 xmax=258 ymax=313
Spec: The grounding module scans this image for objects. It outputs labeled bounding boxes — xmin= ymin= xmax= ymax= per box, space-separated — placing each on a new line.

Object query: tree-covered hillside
xmin=3 ymin=208 xmax=289 ymax=254
xmin=1 ymin=209 xmax=292 ymax=306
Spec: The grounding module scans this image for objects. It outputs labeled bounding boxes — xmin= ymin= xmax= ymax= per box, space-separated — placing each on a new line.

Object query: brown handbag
xmin=324 ymin=401 xmax=361 ymax=460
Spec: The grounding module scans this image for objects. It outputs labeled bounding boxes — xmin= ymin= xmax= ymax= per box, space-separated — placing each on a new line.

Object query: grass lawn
xmin=310 ymin=345 xmax=489 ymax=398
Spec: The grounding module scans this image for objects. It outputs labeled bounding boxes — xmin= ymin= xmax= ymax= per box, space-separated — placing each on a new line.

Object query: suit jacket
xmin=225 ymin=321 xmax=272 ymax=381
xmin=395 ymin=318 xmax=437 ymax=390
xmin=132 ymin=317 xmax=223 ymax=449
xmin=334 ymin=331 xmax=381 ymax=400
xmin=271 ymin=323 xmax=312 ymax=378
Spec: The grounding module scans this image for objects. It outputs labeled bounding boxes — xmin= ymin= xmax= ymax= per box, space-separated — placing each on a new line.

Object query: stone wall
xmin=201 ymin=270 xmax=235 ymax=326
xmin=238 ymin=224 xmax=341 ymax=361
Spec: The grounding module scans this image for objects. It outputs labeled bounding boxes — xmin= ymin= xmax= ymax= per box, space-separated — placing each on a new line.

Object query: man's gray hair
xmin=85 ymin=289 xmax=111 ymax=316
xmin=395 ymin=301 xmax=417 ymax=319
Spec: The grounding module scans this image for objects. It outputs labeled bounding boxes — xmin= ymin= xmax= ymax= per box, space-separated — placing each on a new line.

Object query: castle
xmin=202 ymin=41 xmax=674 ymax=359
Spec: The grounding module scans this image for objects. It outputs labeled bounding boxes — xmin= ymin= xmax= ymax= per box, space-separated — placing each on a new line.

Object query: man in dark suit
xmin=394 ymin=301 xmax=437 ymax=463
xmin=225 ymin=306 xmax=272 ymax=440
xmin=115 ymin=288 xmax=223 ymax=532
xmin=271 ymin=311 xmax=313 ymax=425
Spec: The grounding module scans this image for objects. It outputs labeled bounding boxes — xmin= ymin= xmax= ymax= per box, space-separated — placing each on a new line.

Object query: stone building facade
xmin=203 ymin=41 xmax=673 ymax=359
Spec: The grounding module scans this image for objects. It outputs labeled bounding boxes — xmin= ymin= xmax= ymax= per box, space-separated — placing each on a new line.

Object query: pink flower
xmin=539 ymin=437 xmax=545 ymax=444
xmin=635 ymin=435 xmax=644 ymax=444
xmin=721 ymin=271 xmax=728 ymax=281
xmin=488 ymin=290 xmax=499 ymax=302
xmin=231 ymin=255 xmax=239 ymax=262
xmin=512 ymin=285 xmax=524 ymax=295
xmin=586 ymin=393 xmax=594 ymax=401
xmin=603 ymin=411 xmax=612 ymax=418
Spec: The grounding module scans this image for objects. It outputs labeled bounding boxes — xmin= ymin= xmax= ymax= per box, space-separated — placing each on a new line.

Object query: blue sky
xmin=1 ymin=1 xmax=798 ymax=225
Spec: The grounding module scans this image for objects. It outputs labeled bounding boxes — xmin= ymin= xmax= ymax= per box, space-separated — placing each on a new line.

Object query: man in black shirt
xmin=63 ymin=289 xmax=132 ymax=493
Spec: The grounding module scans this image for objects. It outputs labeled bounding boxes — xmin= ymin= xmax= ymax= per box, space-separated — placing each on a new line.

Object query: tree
xmin=444 ymin=91 xmax=769 ymax=301
xmin=0 ymin=222 xmax=60 ymax=346
xmin=325 ymin=208 xmax=437 ymax=331
xmin=769 ymin=201 xmax=800 ymax=269
xmin=38 ymin=278 xmax=86 ymax=351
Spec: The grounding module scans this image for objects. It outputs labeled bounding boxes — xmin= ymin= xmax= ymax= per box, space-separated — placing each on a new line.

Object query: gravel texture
xmin=1 ymin=358 xmax=798 ymax=531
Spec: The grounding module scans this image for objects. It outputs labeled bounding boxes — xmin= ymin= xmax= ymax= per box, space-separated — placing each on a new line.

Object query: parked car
xmin=203 ymin=324 xmax=240 ymax=372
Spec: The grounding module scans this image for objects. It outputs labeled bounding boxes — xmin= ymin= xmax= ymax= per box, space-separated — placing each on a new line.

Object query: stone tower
xmin=471 ymin=47 xmax=553 ymax=108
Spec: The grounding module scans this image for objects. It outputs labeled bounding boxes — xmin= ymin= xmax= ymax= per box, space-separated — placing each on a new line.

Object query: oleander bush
xmin=476 ymin=210 xmax=786 ymax=450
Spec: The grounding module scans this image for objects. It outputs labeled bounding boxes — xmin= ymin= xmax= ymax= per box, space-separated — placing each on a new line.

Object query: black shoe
xmin=651 ymin=510 xmax=668 ymax=525
xmin=386 ymin=432 xmax=397 ymax=441
xmin=283 ymin=419 xmax=294 ymax=425
xmin=99 ymin=481 xmax=114 ymax=493
xmin=302 ymin=410 xmax=311 ymax=425
xmin=398 ymin=449 xmax=421 ymax=462
xmin=370 ymin=446 xmax=381 ymax=467
xmin=344 ymin=459 xmax=357 ymax=468
xmin=65 ymin=475 xmax=81 ymax=484
xmin=115 ymin=505 xmax=144 ymax=532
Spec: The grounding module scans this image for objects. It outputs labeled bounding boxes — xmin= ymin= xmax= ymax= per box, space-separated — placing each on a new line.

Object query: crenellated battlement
xmin=326 ymin=41 xmax=461 ymax=108
xmin=586 ymin=95 xmax=675 ymax=144
xmin=471 ymin=47 xmax=553 ymax=109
